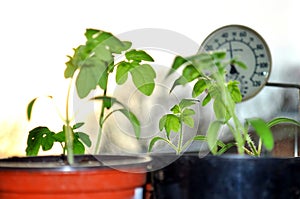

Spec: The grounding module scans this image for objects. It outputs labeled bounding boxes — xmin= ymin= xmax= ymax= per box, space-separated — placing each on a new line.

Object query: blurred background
xmin=0 ymin=0 xmax=299 ymax=157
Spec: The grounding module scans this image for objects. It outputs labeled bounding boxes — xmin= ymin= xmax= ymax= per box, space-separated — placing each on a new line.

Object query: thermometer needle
xmin=228 ymin=41 xmax=239 ymax=75
xmin=230 ymin=64 xmax=239 ymax=75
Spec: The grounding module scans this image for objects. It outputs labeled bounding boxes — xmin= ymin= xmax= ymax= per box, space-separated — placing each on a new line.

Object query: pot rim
xmin=149 ymin=151 xmax=298 ymax=160
xmin=147 ymin=152 xmax=300 ymax=170
xmin=0 ymin=154 xmax=151 ymax=171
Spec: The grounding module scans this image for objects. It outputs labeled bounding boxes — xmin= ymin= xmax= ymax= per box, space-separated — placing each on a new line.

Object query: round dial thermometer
xmin=199 ymin=25 xmax=272 ymax=101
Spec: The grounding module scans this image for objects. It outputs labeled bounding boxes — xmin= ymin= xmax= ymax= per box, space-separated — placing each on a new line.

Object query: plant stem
xmin=94 ymin=70 xmax=109 ymax=154
xmin=215 ymin=68 xmax=245 ymax=154
xmin=65 ymin=79 xmax=74 ymax=165
xmin=231 ymin=114 xmax=245 ymax=154
xmin=177 ymin=120 xmax=184 ymax=155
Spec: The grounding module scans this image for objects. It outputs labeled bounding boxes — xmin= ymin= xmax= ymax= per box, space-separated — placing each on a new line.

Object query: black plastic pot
xmin=148 ymin=153 xmax=300 ymax=199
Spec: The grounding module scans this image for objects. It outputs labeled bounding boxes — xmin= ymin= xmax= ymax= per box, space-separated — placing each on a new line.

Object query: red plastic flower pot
xmin=0 ymin=155 xmax=150 ymax=199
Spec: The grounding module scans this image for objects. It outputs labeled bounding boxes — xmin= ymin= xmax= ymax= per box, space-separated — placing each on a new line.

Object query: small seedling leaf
xmin=26 ymin=96 xmax=53 ymax=120
xmin=179 ymin=99 xmax=198 ymax=109
xmin=182 ymin=65 xmax=200 ymax=82
xmin=125 ymin=49 xmax=154 ymax=62
xmin=73 ymin=122 xmax=85 ymax=130
xmin=169 ymin=76 xmax=188 ymax=93
xmin=76 ymin=57 xmax=106 ymax=98
xmin=267 ymin=117 xmax=300 ymax=128
xmin=202 ymin=94 xmax=211 ymax=106
xmin=52 ymin=131 xmax=65 ymax=142
xmin=64 ymin=58 xmax=78 ymax=78
xmin=41 ymin=132 xmax=55 ymax=151
xmin=233 ymin=60 xmax=248 ymax=70
xmin=93 ymin=45 xmax=113 ymax=63
xmin=170 ymin=105 xmax=180 ymax=114
xmin=227 ymin=81 xmax=242 ymax=103
xmin=73 ymin=138 xmax=85 ymax=154
xmin=213 ymin=97 xmax=227 ymax=120
xmin=26 ymin=127 xmax=55 ymax=156
xmin=182 ymin=116 xmax=194 ymax=128
xmin=148 ymin=136 xmax=170 ymax=152
xmin=192 ymin=79 xmax=207 ymax=98
xmin=130 ymin=64 xmax=156 ymax=96
xmin=246 ymin=118 xmax=274 ymax=151
xmin=118 ymin=109 xmax=141 ymax=139
xmin=211 ymin=51 xmax=226 ymax=60
xmin=169 ymin=56 xmax=188 ymax=75
xmin=76 ymin=132 xmax=92 ymax=147
xmin=159 ymin=114 xmax=181 ymax=139
xmin=91 ymin=96 xmax=118 ymax=109
xmin=27 ymin=98 xmax=37 ymax=121
xmin=116 ymin=61 xmax=132 ymax=85
xmin=207 ymin=121 xmax=222 ymax=154
xmin=182 ymin=108 xmax=195 ymax=117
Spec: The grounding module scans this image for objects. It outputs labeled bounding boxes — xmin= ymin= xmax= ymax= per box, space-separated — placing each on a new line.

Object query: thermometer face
xmin=199 ymin=25 xmax=272 ymax=101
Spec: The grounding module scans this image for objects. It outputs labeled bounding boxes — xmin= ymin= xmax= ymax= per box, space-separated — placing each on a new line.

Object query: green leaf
xmin=179 ymin=99 xmax=198 ymax=109
xmin=211 ymin=51 xmax=226 ymax=60
xmin=52 ymin=131 xmax=65 ymax=142
xmin=64 ymin=57 xmax=78 ymax=78
xmin=246 ymin=118 xmax=274 ymax=151
xmin=85 ymin=29 xmax=131 ymax=54
xmin=202 ymin=94 xmax=211 ymax=106
xmin=85 ymin=28 xmax=101 ymax=40
xmin=213 ymin=97 xmax=227 ymax=120
xmin=104 ymin=37 xmax=131 ymax=54
xmin=93 ymin=45 xmax=113 ymax=62
xmin=125 ymin=49 xmax=154 ymax=62
xmin=193 ymin=135 xmax=227 ymax=148
xmin=118 ymin=109 xmax=141 ymax=139
xmin=91 ymin=96 xmax=118 ymax=109
xmin=182 ymin=108 xmax=195 ymax=116
xmin=98 ymin=68 xmax=108 ymax=90
xmin=193 ymin=135 xmax=207 ymax=141
xmin=26 ymin=127 xmax=55 ymax=156
xmin=188 ymin=53 xmax=213 ymax=69
xmin=27 ymin=98 xmax=37 ymax=121
xmin=168 ymin=56 xmax=188 ymax=76
xmin=267 ymin=117 xmax=300 ymax=128
xmin=116 ymin=61 xmax=132 ymax=85
xmin=73 ymin=138 xmax=85 ymax=154
xmin=41 ymin=132 xmax=55 ymax=151
xmin=169 ymin=76 xmax=188 ymax=93
xmin=227 ymin=81 xmax=242 ymax=103
xmin=170 ymin=105 xmax=180 ymax=114
xmin=159 ymin=115 xmax=167 ymax=131
xmin=73 ymin=122 xmax=85 ymax=130
xmin=192 ymin=79 xmax=207 ymax=98
xmin=148 ymin=136 xmax=170 ymax=152
xmin=76 ymin=132 xmax=92 ymax=147
xmin=182 ymin=116 xmax=194 ymax=128
xmin=122 ymin=41 xmax=132 ymax=51
xmin=76 ymin=58 xmax=107 ymax=98
xmin=159 ymin=114 xmax=181 ymax=138
xmin=216 ymin=143 xmax=236 ymax=155
xmin=233 ymin=59 xmax=247 ymax=70
xmin=26 ymin=96 xmax=53 ymax=121
xmin=207 ymin=121 xmax=222 ymax=154
xmin=181 ymin=65 xmax=200 ymax=82
xmin=130 ymin=64 xmax=156 ymax=96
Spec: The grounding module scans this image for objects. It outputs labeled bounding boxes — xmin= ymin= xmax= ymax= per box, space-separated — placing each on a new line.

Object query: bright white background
xmin=0 ymin=0 xmax=299 ymax=157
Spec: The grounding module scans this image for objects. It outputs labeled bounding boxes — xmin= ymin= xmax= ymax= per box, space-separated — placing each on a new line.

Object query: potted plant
xmin=146 ymin=51 xmax=300 ymax=199
xmin=0 ymin=28 xmax=156 ymax=199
